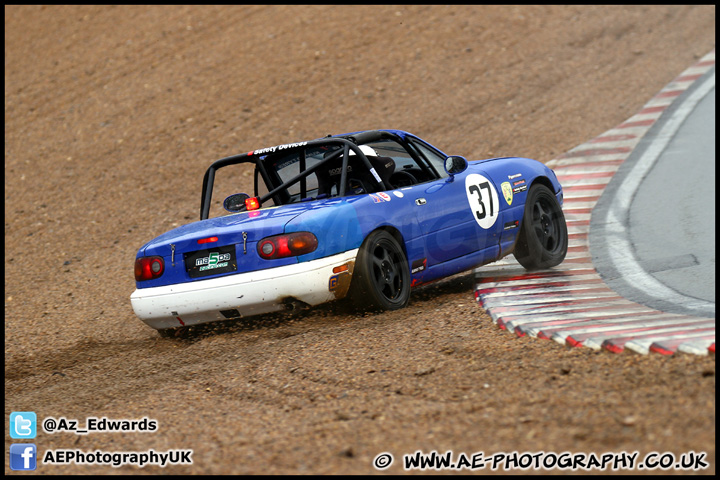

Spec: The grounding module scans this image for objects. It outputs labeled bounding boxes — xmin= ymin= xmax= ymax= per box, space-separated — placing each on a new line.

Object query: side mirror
xmin=444 ymin=156 xmax=468 ymax=176
xmin=223 ymin=193 xmax=250 ymax=212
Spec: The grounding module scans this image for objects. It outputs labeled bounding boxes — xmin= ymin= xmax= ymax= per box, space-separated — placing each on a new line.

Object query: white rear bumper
xmin=131 ymin=249 xmax=358 ymax=330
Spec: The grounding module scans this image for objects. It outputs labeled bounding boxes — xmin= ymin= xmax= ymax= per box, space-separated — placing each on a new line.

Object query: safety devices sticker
xmin=465 ymin=173 xmax=499 ymax=229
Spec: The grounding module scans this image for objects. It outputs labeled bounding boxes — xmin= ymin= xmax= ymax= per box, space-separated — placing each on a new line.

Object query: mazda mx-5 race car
xmin=131 ymin=129 xmax=567 ymax=336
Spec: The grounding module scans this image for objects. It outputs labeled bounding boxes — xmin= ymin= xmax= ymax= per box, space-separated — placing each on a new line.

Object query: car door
xmin=410 ymin=167 xmax=502 ymax=268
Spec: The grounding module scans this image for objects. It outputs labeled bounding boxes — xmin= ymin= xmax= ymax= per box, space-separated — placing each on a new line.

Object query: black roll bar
xmin=199 ymin=136 xmax=391 ymax=220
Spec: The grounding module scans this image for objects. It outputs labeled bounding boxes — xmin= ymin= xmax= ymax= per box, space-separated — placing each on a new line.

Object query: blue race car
xmin=131 ymin=129 xmax=567 ymax=336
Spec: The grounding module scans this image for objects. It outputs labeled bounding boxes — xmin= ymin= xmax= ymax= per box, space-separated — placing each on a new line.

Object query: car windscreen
xmin=365 ymin=138 xmax=441 ymax=184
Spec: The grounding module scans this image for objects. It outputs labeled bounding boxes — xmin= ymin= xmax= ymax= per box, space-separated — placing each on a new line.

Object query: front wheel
xmin=350 ymin=230 xmax=411 ymax=311
xmin=513 ymin=184 xmax=568 ymax=270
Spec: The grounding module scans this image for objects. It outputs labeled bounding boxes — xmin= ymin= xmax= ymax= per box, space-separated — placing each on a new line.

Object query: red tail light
xmin=258 ymin=232 xmax=318 ymax=260
xmin=134 ymin=256 xmax=165 ymax=281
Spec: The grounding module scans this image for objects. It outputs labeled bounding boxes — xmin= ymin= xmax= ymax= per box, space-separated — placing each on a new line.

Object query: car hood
xmin=139 ymin=204 xmax=312 ymax=258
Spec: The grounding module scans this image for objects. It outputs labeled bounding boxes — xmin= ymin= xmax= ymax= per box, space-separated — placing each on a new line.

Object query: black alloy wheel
xmin=350 ymin=230 xmax=411 ymax=311
xmin=513 ymin=183 xmax=568 ymax=270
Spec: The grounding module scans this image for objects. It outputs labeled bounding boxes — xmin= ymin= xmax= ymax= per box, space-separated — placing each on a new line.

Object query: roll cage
xmin=199 ymin=130 xmax=443 ymax=220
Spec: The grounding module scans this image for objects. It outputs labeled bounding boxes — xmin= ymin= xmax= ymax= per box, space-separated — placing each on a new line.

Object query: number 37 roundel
xmin=465 ymin=173 xmax=499 ymax=230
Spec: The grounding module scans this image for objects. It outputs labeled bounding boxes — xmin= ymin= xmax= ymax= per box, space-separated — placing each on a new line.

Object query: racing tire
xmin=513 ymin=183 xmax=568 ymax=270
xmin=350 ymin=230 xmax=411 ymax=311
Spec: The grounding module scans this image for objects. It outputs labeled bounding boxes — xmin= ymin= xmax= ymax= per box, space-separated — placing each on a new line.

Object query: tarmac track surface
xmin=4 ymin=5 xmax=716 ymax=475
xmin=475 ymin=52 xmax=715 ymax=356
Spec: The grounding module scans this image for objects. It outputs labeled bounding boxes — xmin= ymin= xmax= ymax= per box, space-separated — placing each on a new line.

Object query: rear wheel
xmin=350 ymin=230 xmax=411 ymax=311
xmin=514 ymin=184 xmax=568 ymax=270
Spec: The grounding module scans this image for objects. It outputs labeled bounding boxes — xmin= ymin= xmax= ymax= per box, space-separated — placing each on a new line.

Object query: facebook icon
xmin=10 ymin=444 xmax=37 ymax=471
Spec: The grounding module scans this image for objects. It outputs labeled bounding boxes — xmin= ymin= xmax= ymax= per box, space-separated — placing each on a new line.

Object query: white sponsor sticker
xmin=465 ymin=173 xmax=499 ymax=229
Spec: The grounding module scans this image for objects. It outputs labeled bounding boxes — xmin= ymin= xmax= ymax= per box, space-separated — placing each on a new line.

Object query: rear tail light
xmin=257 ymin=232 xmax=318 ymax=260
xmin=134 ymin=256 xmax=165 ymax=281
